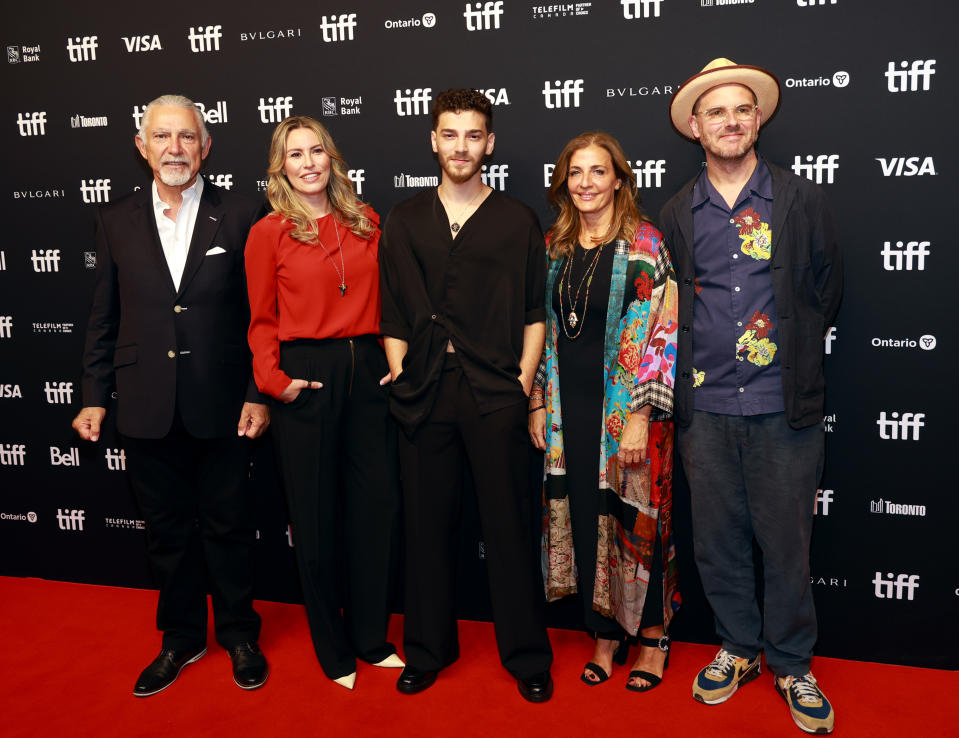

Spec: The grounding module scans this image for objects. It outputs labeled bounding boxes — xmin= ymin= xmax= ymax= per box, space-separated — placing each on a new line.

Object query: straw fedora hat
xmin=669 ymin=58 xmax=780 ymax=140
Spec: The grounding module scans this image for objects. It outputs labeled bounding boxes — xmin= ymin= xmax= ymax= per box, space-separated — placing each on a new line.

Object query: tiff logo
xmin=208 ymin=174 xmax=233 ymax=190
xmin=882 ymin=241 xmax=929 ymax=271
xmin=258 ymin=96 xmax=293 ymax=124
xmin=105 ymin=448 xmax=127 ymax=471
xmin=188 ymin=25 xmax=222 ymax=52
xmin=43 ymin=381 xmax=73 ymax=404
xmin=872 ymin=572 xmax=919 ymax=600
xmin=464 ymin=1 xmax=504 ymax=30
xmin=31 ymin=249 xmax=61 ymax=272
xmin=885 ymin=59 xmax=935 ymax=92
xmin=791 ymin=154 xmax=839 ymax=184
xmin=876 ymin=411 xmax=925 ymax=441
xmin=320 ymin=14 xmax=358 ymax=42
xmin=0 ymin=443 xmax=26 ymax=465
xmin=622 ymin=0 xmax=663 ymax=18
xmin=630 ymin=159 xmax=666 ymax=188
xmin=17 ymin=111 xmax=46 ymax=136
xmin=348 ymin=169 xmax=365 ymax=195
xmin=57 ymin=508 xmax=86 ymax=531
xmin=49 ymin=447 xmax=79 ymax=466
xmin=0 ymin=316 xmax=12 ymax=338
xmin=80 ymin=179 xmax=111 ymax=203
xmin=543 ymin=79 xmax=584 ymax=109
xmin=481 ymin=164 xmax=509 ymax=191
xmin=66 ymin=36 xmax=98 ymax=62
xmin=394 ymin=88 xmax=432 ymax=116
xmin=814 ymin=489 xmax=833 ymax=515
xmin=824 ymin=326 xmax=836 ymax=355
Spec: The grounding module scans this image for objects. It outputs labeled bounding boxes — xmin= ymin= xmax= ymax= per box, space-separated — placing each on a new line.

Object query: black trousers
xmin=270 ymin=337 xmax=400 ymax=680
xmin=122 ymin=412 xmax=261 ymax=651
xmin=399 ymin=356 xmax=553 ymax=679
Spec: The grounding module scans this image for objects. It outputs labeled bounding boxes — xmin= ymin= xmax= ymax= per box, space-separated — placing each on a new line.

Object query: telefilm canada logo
xmin=531 ymin=3 xmax=592 ymax=19
xmin=105 ymin=516 xmax=146 ymax=530
xmin=7 ymin=44 xmax=41 ymax=63
xmin=32 ymin=321 xmax=74 ymax=334
xmin=870 ymin=498 xmax=926 ymax=517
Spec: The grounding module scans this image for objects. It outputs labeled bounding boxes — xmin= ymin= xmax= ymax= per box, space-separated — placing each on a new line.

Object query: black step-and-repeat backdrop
xmin=2 ymin=1 xmax=955 ymax=670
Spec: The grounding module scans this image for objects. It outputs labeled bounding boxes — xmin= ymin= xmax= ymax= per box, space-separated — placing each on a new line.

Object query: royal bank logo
xmin=481 ymin=164 xmax=509 ymax=191
xmin=0 ymin=512 xmax=38 ymax=523
xmin=822 ymin=413 xmax=836 ymax=432
xmin=258 ymin=96 xmax=294 ymax=124
xmin=57 ymin=508 xmax=85 ymax=531
xmin=870 ymin=498 xmax=927 ymax=517
xmin=32 ymin=322 xmax=74 ymax=334
xmin=31 ymin=249 xmax=61 ymax=273
xmin=320 ymin=13 xmax=358 ymax=42
xmin=393 ymin=88 xmax=432 ymax=116
xmin=207 ymin=174 xmax=233 ymax=190
xmin=785 ymin=71 xmax=849 ymax=88
xmin=188 ymin=25 xmax=222 ymax=52
xmin=122 ymin=34 xmax=162 ymax=52
xmin=543 ymin=79 xmax=584 ymax=108
xmin=240 ymin=28 xmax=302 ymax=41
xmin=321 ymin=96 xmax=363 ymax=116
xmin=876 ymin=157 xmax=936 ymax=177
xmin=16 ymin=112 xmax=46 ymax=136
xmin=876 ymin=411 xmax=925 ymax=440
xmin=872 ymin=572 xmax=919 ymax=600
xmin=885 ymin=59 xmax=935 ymax=92
xmin=824 ymin=326 xmax=837 ymax=355
xmin=7 ymin=44 xmax=41 ymax=63
xmin=871 ymin=335 xmax=936 ymax=351
xmin=348 ymin=169 xmax=365 ymax=195
xmin=791 ymin=154 xmax=839 ymax=184
xmin=882 ymin=240 xmax=929 ymax=271
xmin=0 ymin=443 xmax=26 ymax=465
xmin=84 ymin=251 xmax=97 ymax=270
xmin=66 ymin=36 xmax=98 ymax=62
xmin=0 ymin=316 xmax=12 ymax=338
xmin=629 ymin=159 xmax=666 ymax=188
xmin=71 ymin=114 xmax=108 ymax=128
xmin=80 ymin=179 xmax=111 ymax=203
xmin=105 ymin=448 xmax=127 ymax=471
xmin=384 ymin=12 xmax=437 ymax=29
xmin=393 ymin=172 xmax=439 ymax=189
xmin=531 ymin=3 xmax=592 ymax=19
xmin=465 ymin=1 xmax=504 ymax=29
xmin=622 ymin=0 xmax=663 ymax=18
xmin=105 ymin=516 xmax=146 ymax=530
xmin=49 ymin=446 xmax=79 ymax=466
xmin=814 ymin=488 xmax=833 ymax=515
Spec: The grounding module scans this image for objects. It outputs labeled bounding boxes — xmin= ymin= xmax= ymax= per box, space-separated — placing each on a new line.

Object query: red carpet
xmin=1 ymin=576 xmax=952 ymax=737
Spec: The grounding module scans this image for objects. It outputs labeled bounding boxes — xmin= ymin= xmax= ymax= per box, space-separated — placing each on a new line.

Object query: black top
xmin=380 ymin=188 xmax=547 ymax=433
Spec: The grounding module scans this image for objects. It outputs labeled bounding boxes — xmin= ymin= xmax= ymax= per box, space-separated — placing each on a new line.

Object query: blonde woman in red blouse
xmin=245 ymin=116 xmax=402 ymax=690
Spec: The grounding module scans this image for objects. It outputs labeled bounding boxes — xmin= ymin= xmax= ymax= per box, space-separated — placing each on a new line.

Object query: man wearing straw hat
xmin=660 ymin=59 xmax=842 ymax=734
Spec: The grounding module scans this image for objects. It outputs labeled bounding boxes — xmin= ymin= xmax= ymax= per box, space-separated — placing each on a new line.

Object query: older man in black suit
xmin=72 ymin=94 xmax=269 ymax=697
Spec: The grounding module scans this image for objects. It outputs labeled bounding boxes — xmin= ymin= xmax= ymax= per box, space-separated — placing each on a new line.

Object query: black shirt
xmin=380 ymin=188 xmax=547 ymax=432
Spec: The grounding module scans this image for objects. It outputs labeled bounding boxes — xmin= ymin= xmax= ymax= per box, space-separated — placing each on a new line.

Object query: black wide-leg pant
xmin=398 ymin=355 xmax=553 ymax=680
xmin=123 ymin=413 xmax=261 ymax=652
xmin=270 ymin=336 xmax=400 ymax=680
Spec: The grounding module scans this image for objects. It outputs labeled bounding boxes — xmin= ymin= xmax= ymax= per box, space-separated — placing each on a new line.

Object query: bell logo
xmin=885 ymin=59 xmax=935 ymax=92
xmin=622 ymin=0 xmax=663 ymax=18
xmin=122 ymin=34 xmax=163 ymax=52
xmin=464 ymin=1 xmax=504 ymax=30
xmin=814 ymin=489 xmax=833 ymax=515
xmin=66 ymin=36 xmax=98 ymax=62
xmin=43 ymin=381 xmax=74 ymax=404
xmin=824 ymin=326 xmax=836 ymax=355
xmin=208 ymin=174 xmax=233 ymax=190
xmin=876 ymin=157 xmax=937 ymax=177
xmin=348 ymin=169 xmax=365 ymax=196
xmin=0 ymin=443 xmax=26 ymax=465
xmin=57 ymin=508 xmax=86 ymax=531
xmin=17 ymin=111 xmax=46 ymax=136
xmin=188 ymin=25 xmax=222 ymax=53
xmin=49 ymin=447 xmax=80 ymax=466
xmin=393 ymin=88 xmax=432 ymax=116
xmin=258 ymin=96 xmax=294 ymax=124
xmin=543 ymin=79 xmax=584 ymax=109
xmin=31 ymin=249 xmax=61 ymax=273
xmin=320 ymin=13 xmax=358 ymax=42
xmin=0 ymin=316 xmax=12 ymax=338
xmin=629 ymin=159 xmax=666 ymax=189
xmin=882 ymin=241 xmax=929 ymax=271
xmin=876 ymin=411 xmax=925 ymax=441
xmin=80 ymin=179 xmax=111 ymax=204
xmin=105 ymin=448 xmax=127 ymax=471
xmin=872 ymin=572 xmax=919 ymax=600
xmin=791 ymin=154 xmax=839 ymax=184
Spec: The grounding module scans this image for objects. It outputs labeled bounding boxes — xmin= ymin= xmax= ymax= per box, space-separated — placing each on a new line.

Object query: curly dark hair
xmin=431 ymin=88 xmax=493 ymax=131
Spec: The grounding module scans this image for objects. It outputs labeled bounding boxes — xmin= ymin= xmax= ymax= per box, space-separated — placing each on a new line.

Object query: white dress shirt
xmin=152 ymin=175 xmax=204 ymax=291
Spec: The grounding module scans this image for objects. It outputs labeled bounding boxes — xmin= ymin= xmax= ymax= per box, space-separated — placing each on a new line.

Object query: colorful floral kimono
xmin=536 ymin=222 xmax=680 ymax=635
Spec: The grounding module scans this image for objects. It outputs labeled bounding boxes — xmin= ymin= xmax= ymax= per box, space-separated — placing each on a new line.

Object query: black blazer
xmin=81 ymin=179 xmax=265 ymax=439
xmin=659 ymin=160 xmax=843 ymax=430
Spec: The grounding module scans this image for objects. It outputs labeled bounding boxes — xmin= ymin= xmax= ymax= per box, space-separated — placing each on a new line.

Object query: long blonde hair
xmin=265 ymin=115 xmax=374 ymax=243
xmin=546 ymin=131 xmax=647 ymax=260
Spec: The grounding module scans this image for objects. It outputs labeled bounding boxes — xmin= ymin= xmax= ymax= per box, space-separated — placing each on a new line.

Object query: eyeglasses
xmin=694 ymin=104 xmax=758 ymax=124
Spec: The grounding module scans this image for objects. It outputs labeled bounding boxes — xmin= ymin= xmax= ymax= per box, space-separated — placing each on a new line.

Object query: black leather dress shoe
xmin=229 ymin=642 xmax=269 ymax=689
xmin=133 ymin=646 xmax=207 ymax=697
xmin=396 ymin=666 xmax=438 ymax=695
xmin=518 ymin=671 xmax=554 ymax=703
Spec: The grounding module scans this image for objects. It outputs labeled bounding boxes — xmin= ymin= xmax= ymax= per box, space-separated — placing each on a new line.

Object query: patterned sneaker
xmin=776 ymin=673 xmax=834 ymax=734
xmin=692 ymin=648 xmax=761 ymax=704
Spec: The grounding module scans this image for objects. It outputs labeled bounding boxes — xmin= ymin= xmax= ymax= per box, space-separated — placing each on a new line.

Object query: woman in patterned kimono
xmin=529 ymin=132 xmax=679 ymax=691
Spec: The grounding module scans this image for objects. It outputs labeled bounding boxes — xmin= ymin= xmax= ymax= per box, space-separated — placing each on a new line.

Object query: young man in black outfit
xmin=379 ymin=88 xmax=553 ymax=702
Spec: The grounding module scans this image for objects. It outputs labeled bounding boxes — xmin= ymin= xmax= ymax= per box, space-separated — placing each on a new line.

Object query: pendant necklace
xmin=315 ymin=219 xmax=347 ymax=296
xmin=559 ymin=242 xmax=605 ymax=339
xmin=441 ymin=186 xmax=485 ymax=234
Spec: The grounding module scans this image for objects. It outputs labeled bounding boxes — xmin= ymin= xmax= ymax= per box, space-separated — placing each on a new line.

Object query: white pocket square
xmin=205 ymin=246 xmax=227 ymax=255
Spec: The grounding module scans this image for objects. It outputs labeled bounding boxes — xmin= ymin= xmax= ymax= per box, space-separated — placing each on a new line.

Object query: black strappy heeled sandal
xmin=626 ymin=634 xmax=670 ymax=692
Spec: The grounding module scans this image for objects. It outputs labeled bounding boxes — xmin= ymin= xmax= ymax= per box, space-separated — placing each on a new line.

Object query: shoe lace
xmin=706 ymin=649 xmax=736 ymax=677
xmin=786 ymin=674 xmax=822 ymax=705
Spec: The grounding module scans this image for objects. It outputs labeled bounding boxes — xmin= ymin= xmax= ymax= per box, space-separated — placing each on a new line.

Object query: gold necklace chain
xmin=314 ymin=218 xmax=347 ymax=296
xmin=558 ymin=243 xmax=605 ymax=340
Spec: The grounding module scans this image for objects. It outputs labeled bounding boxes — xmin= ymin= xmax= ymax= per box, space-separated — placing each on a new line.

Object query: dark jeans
xmin=677 ymin=411 xmax=823 ymax=677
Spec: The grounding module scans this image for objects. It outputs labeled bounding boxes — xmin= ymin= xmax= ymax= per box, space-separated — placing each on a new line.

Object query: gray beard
xmin=159 ymin=166 xmax=194 ymax=187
